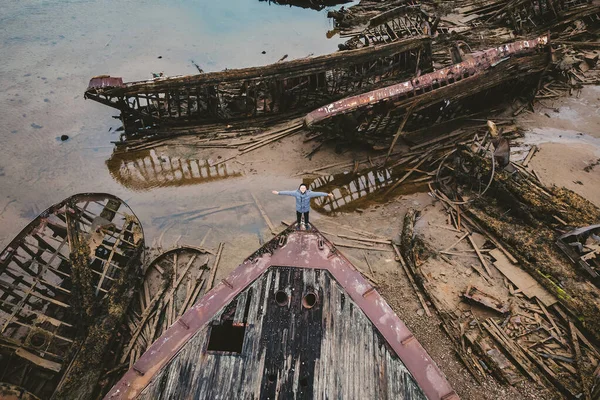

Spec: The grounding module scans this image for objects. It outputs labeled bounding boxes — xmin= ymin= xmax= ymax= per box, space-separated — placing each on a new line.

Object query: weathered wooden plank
xmin=137 ymin=267 xmax=427 ymax=399
xmin=14 ymin=348 xmax=62 ymax=372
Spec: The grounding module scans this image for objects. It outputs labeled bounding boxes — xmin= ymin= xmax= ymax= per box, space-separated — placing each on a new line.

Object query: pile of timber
xmin=117 ymin=245 xmax=222 ymax=370
xmin=399 ymin=202 xmax=600 ymax=398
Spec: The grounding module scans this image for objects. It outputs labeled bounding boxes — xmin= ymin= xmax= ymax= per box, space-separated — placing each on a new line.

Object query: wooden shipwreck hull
xmin=0 ymin=193 xmax=144 ymax=399
xmin=340 ymin=5 xmax=438 ymax=50
xmin=84 ymin=38 xmax=431 ymax=137
xmin=104 ymin=225 xmax=458 ymax=400
xmin=305 ymin=35 xmax=550 ymax=142
xmin=119 ymin=246 xmax=214 ymax=372
xmin=462 ymin=0 xmax=599 ymax=33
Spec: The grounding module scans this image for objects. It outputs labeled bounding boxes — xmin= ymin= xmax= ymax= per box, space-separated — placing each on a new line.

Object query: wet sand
xmin=0 ymin=0 xmax=346 ymax=255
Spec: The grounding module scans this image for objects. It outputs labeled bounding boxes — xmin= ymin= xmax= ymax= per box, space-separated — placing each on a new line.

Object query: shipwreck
xmin=85 ymin=38 xmax=431 ymax=139
xmin=104 ymin=224 xmax=457 ymax=399
xmin=304 ymin=35 xmax=550 ymax=143
xmin=0 ymin=193 xmax=144 ymax=399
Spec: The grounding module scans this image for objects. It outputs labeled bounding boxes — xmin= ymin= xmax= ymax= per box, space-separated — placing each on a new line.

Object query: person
xmin=272 ymin=184 xmax=333 ymax=229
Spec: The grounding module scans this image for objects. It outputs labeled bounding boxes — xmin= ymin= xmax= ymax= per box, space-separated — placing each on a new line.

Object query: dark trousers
xmin=296 ymin=211 xmax=309 ymax=225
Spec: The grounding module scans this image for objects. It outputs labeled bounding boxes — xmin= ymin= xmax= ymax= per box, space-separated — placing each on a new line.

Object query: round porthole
xmin=275 ymin=290 xmax=288 ymax=306
xmin=28 ymin=331 xmax=48 ymax=348
xmin=302 ymin=292 xmax=318 ymax=309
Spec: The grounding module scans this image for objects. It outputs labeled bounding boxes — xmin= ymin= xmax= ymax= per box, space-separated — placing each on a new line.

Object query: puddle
xmin=106 ymin=148 xmax=243 ymax=191
xmin=308 ymin=165 xmax=427 ymax=214
xmin=511 ymin=127 xmax=600 ymax=163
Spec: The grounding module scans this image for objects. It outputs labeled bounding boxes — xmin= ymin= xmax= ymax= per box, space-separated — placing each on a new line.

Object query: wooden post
xmin=385 ymin=102 xmax=417 ymax=165
xmin=207 ymin=243 xmax=224 ymax=291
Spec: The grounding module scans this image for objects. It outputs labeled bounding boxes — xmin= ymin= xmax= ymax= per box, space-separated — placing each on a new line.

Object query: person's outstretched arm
xmin=309 ymin=191 xmax=334 ymax=199
xmin=272 ymin=190 xmax=296 ymax=196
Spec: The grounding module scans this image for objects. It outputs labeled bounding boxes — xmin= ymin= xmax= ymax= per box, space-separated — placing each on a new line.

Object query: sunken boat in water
xmin=104 ymin=224 xmax=457 ymax=399
xmin=305 ymin=35 xmax=550 ymax=145
xmin=0 ymin=193 xmax=144 ymax=399
xmin=84 ymin=37 xmax=432 ymax=139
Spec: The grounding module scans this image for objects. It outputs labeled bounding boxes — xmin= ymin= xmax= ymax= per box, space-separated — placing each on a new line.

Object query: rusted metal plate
xmin=88 ymin=76 xmax=125 ymax=90
xmin=105 ymin=226 xmax=457 ymax=400
xmin=305 ymin=35 xmax=549 ymax=126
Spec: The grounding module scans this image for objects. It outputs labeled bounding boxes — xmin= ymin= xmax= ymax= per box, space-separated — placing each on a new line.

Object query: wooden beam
xmin=392 ymin=243 xmax=432 ymax=317
xmin=15 ymin=348 xmax=62 ymax=373
xmin=385 ymin=102 xmax=416 ymax=164
xmin=251 ymin=193 xmax=277 ymax=235
xmin=467 ymin=234 xmax=493 ymax=277
xmin=570 ymin=321 xmax=592 ymax=400
xmin=206 ymin=243 xmax=224 ymax=291
xmin=120 ymin=284 xmax=168 ymax=363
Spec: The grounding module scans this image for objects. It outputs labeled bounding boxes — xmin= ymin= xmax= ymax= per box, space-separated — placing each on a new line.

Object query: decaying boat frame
xmin=340 ymin=5 xmax=438 ymax=50
xmin=85 ymin=37 xmax=432 ymax=137
xmin=305 ymin=35 xmax=550 ymax=141
xmin=258 ymin=0 xmax=351 ymax=11
xmin=464 ymin=0 xmax=598 ymax=33
xmin=0 ymin=193 xmax=144 ymax=399
xmin=121 ymin=246 xmax=213 ymax=369
xmin=557 ymin=224 xmax=600 ymax=283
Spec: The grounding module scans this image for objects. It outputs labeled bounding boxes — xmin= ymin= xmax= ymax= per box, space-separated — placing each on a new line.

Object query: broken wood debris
xmin=119 ymin=246 xmax=213 ymax=369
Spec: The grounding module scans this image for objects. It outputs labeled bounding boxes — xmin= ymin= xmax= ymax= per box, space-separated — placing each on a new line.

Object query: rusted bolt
xmin=441 ymin=392 xmax=459 ymax=400
xmin=132 ymin=365 xmax=145 ymax=376
xmin=177 ymin=319 xmax=190 ymax=329
xmin=326 ymin=247 xmax=337 ymax=259
xmin=401 ymin=334 xmax=415 ymax=346
xmin=362 ymin=287 xmax=376 ymax=298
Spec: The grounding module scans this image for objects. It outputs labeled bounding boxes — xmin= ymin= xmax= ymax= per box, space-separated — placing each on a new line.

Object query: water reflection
xmin=309 ymin=165 xmax=426 ymax=213
xmin=106 ymin=148 xmax=242 ymax=191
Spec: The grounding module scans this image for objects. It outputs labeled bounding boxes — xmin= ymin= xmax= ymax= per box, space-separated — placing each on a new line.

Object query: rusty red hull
xmin=305 ymin=35 xmax=549 ymax=127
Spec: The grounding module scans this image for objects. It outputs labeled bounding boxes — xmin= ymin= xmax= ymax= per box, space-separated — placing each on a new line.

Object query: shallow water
xmin=0 ymin=0 xmax=348 ymax=252
xmin=308 ymin=166 xmax=427 ymax=214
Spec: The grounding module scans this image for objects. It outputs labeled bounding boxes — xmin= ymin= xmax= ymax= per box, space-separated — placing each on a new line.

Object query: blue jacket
xmin=278 ymin=189 xmax=329 ymax=213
